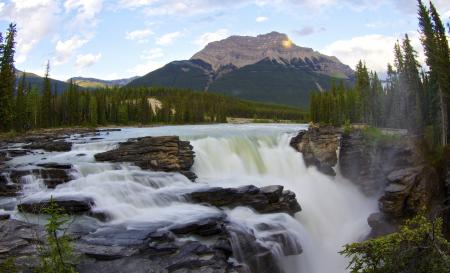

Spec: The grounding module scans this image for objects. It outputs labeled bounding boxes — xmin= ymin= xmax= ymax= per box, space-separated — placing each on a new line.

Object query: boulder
xmin=25 ymin=140 xmax=72 ymax=152
xmin=339 ymin=130 xmax=419 ymax=196
xmin=367 ymin=212 xmax=398 ymax=238
xmin=185 ymin=185 xmax=301 ymax=215
xmin=39 ymin=168 xmax=72 ymax=188
xmin=379 ymin=165 xmax=439 ymax=218
xmin=95 ymin=136 xmax=196 ymax=181
xmin=0 ymin=182 xmax=20 ymax=197
xmin=18 ymin=196 xmax=94 ymax=215
xmin=290 ymin=125 xmax=340 ymax=176
xmin=7 ymin=164 xmax=73 ymax=189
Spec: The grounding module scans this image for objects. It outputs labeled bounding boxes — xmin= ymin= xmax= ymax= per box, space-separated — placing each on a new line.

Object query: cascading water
xmin=5 ymin=124 xmax=377 ymax=273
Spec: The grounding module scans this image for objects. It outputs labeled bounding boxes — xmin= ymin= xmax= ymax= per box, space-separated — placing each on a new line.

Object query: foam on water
xmin=8 ymin=124 xmax=377 ymax=273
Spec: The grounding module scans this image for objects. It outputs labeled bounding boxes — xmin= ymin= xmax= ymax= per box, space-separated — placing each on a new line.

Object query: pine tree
xmin=0 ymin=23 xmax=17 ymax=131
xmin=89 ymin=95 xmax=98 ymax=126
xmin=418 ymin=0 xmax=448 ymax=145
xmin=14 ymin=72 xmax=27 ymax=132
xmin=40 ymin=61 xmax=52 ymax=128
xmin=402 ymin=34 xmax=424 ymax=133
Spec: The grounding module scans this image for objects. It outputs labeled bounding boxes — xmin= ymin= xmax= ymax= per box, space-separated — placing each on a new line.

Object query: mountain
xmin=127 ymin=32 xmax=354 ymax=108
xmin=68 ymin=76 xmax=139 ymax=88
xmin=15 ymin=70 xmax=72 ymax=94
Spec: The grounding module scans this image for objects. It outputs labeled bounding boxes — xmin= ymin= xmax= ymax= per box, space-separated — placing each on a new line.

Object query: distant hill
xmin=15 ymin=70 xmax=72 ymax=94
xmin=127 ymin=31 xmax=354 ymax=108
xmin=68 ymin=76 xmax=139 ymax=88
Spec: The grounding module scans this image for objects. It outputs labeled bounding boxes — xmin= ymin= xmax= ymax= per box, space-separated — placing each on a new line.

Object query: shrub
xmin=340 ymin=213 xmax=450 ymax=273
xmin=36 ymin=197 xmax=77 ymax=273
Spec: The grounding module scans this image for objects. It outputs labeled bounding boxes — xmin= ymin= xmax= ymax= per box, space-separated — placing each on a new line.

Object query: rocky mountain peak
xmin=190 ymin=31 xmax=353 ymax=78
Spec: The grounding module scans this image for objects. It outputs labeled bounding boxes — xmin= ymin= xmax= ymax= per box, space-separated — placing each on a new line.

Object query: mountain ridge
xmin=126 ymin=31 xmax=355 ymax=107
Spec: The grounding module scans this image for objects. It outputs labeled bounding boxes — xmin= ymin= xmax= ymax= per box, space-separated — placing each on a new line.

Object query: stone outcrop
xmin=18 ymin=196 xmax=94 ymax=214
xmin=290 ymin=125 xmax=340 ymax=176
xmin=94 ymin=136 xmax=196 ymax=180
xmin=291 ymin=125 xmax=442 ymax=237
xmin=2 ymin=183 xmax=303 ymax=273
xmin=185 ymin=185 xmax=301 ymax=216
xmin=339 ymin=130 xmax=419 ymax=195
xmin=379 ymin=166 xmax=440 ymax=218
xmin=25 ymin=140 xmax=72 ymax=152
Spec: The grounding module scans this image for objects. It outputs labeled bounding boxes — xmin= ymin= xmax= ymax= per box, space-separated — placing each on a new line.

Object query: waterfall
xmin=192 ymin=131 xmax=378 ymax=273
xmin=7 ymin=124 xmax=377 ymax=273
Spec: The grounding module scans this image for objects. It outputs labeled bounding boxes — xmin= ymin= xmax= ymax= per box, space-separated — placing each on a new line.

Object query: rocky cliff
xmin=291 ymin=125 xmax=443 ymax=237
xmin=191 ymin=31 xmax=353 ymax=78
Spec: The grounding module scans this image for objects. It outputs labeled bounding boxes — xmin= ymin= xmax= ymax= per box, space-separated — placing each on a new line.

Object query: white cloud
xmin=64 ymin=0 xmax=103 ymax=28
xmin=322 ymin=33 xmax=425 ymax=73
xmin=0 ymin=0 xmax=60 ymax=64
xmin=256 ymin=16 xmax=268 ymax=22
xmin=75 ymin=53 xmax=102 ymax=69
xmin=141 ymin=48 xmax=164 ymax=60
xmin=54 ymin=36 xmax=88 ymax=65
xmin=195 ymin=28 xmax=229 ymax=47
xmin=0 ymin=2 xmax=4 ymax=13
xmin=127 ymin=61 xmax=165 ymax=76
xmin=156 ymin=31 xmax=183 ymax=46
xmin=125 ymin=29 xmax=153 ymax=43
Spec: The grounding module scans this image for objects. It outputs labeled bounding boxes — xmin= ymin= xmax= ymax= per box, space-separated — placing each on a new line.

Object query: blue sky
xmin=0 ymin=0 xmax=449 ymax=81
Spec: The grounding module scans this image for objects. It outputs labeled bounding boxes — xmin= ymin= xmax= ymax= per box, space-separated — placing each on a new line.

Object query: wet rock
xmin=290 ymin=125 xmax=340 ymax=176
xmin=339 ymin=130 xmax=420 ymax=195
xmin=96 ymin=128 xmax=122 ymax=133
xmin=95 ymin=136 xmax=196 ymax=181
xmin=39 ymin=168 xmax=72 ymax=188
xmin=25 ymin=140 xmax=72 ymax=152
xmin=7 ymin=165 xmax=73 ymax=189
xmin=169 ymin=215 xmax=226 ymax=237
xmin=367 ymin=212 xmax=398 ymax=238
xmin=185 ymin=185 xmax=301 ymax=215
xmin=0 ymin=219 xmax=45 ymax=270
xmin=0 ymin=213 xmax=10 ymax=220
xmin=0 ymin=183 xmax=20 ymax=197
xmin=37 ymin=162 xmax=72 ymax=169
xmin=379 ymin=165 xmax=439 ymax=218
xmin=227 ymin=222 xmax=302 ymax=273
xmin=6 ymin=149 xmax=32 ymax=157
xmin=18 ymin=196 xmax=94 ymax=215
xmin=77 ymin=243 xmax=140 ymax=260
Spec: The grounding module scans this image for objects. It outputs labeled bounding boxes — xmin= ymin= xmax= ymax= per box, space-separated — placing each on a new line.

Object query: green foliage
xmin=36 ymin=197 xmax=77 ymax=273
xmin=343 ymin=120 xmax=351 ymax=134
xmin=341 ymin=214 xmax=450 ymax=273
xmin=0 ymin=257 xmax=17 ymax=273
xmin=14 ymin=72 xmax=27 ymax=132
xmin=0 ymin=23 xmax=17 ymax=131
xmin=361 ymin=126 xmax=401 ymax=144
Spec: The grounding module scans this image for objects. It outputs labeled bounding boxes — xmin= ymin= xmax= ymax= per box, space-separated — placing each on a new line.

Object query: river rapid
xmin=4 ymin=124 xmax=378 ymax=273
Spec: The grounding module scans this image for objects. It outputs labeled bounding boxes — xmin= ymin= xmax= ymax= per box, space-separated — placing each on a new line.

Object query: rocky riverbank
xmin=290 ymin=125 xmax=444 ymax=237
xmin=0 ymin=128 xmax=304 ymax=273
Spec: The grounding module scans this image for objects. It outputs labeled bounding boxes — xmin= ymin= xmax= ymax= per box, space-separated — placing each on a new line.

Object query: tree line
xmin=310 ymin=0 xmax=450 ymax=147
xmin=0 ymin=24 xmax=307 ymax=133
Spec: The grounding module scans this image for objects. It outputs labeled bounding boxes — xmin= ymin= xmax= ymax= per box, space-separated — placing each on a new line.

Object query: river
xmin=4 ymin=124 xmax=378 ymax=273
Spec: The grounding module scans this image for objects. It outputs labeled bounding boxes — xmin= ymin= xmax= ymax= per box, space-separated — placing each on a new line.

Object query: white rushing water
xmin=7 ymin=124 xmax=378 ymax=273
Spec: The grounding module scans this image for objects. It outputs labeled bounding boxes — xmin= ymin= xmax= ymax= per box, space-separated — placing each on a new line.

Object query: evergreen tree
xmin=402 ymin=34 xmax=424 ymax=133
xmin=89 ymin=95 xmax=98 ymax=126
xmin=418 ymin=0 xmax=449 ymax=145
xmin=0 ymin=23 xmax=17 ymax=131
xmin=40 ymin=62 xmax=52 ymax=128
xmin=14 ymin=72 xmax=27 ymax=132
